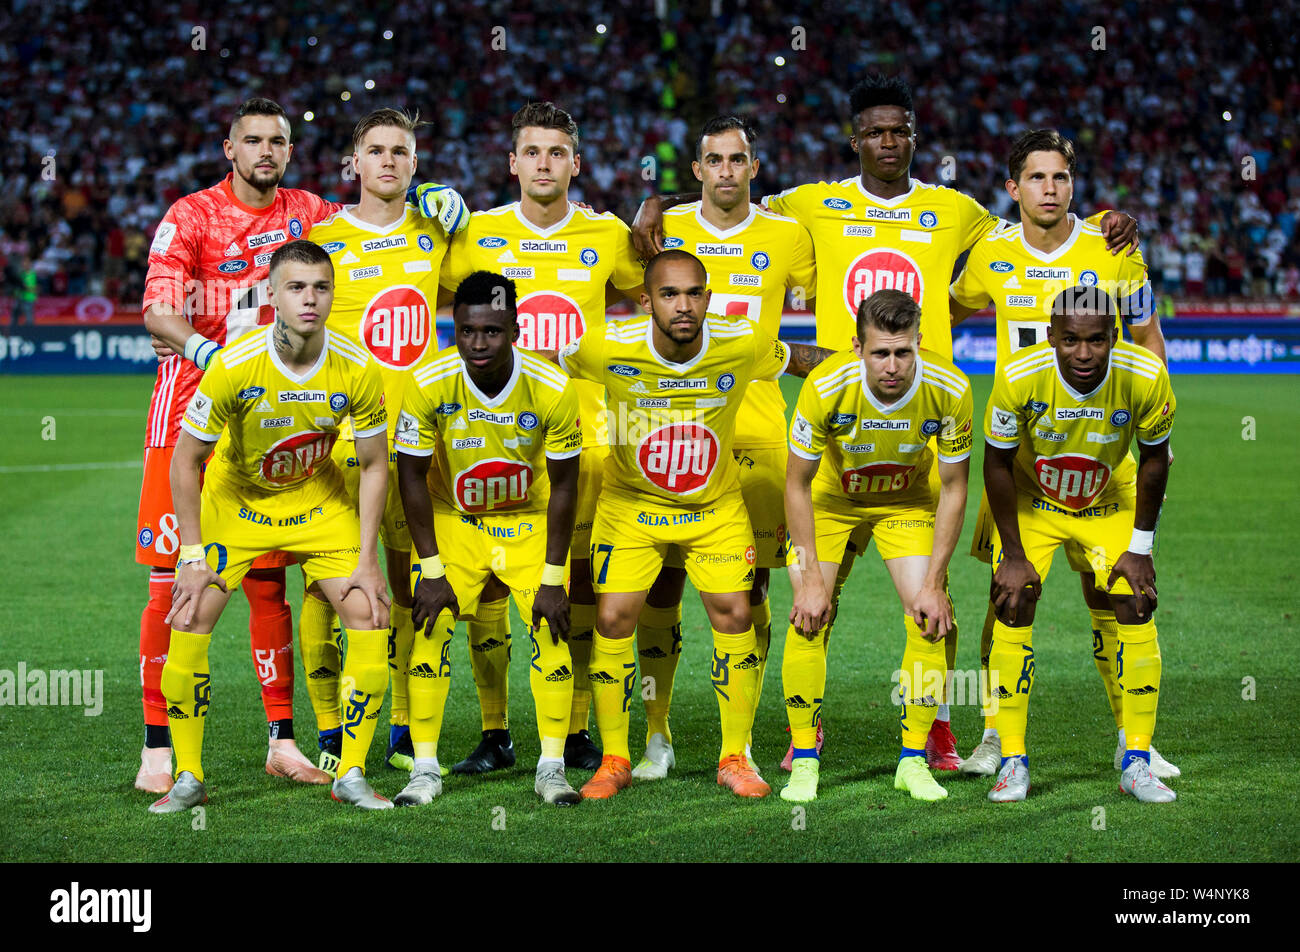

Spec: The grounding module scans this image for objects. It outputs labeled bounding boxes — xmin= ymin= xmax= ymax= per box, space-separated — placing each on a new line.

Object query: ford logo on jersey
xmin=829 ymin=412 xmax=857 ymax=426
xmin=608 ymin=364 xmax=641 ymax=377
xmin=919 ymin=211 xmax=938 ymax=228
xmin=330 ymin=392 xmax=349 ymax=412
xmin=750 ymin=251 xmax=770 ymax=271
xmin=717 ymin=373 xmax=735 ymax=392
xmin=288 ymin=218 xmax=303 ymax=238
xmin=921 ymin=418 xmax=942 ymax=436
xmin=437 ymin=402 xmax=462 ymax=414
xmin=238 ymin=386 xmax=266 ymax=401
xmin=1080 ymin=269 xmax=1099 ymax=287
xmin=1110 ymin=409 xmax=1131 ymax=426
xmin=320 ymin=241 xmax=346 ymax=254
xmin=823 ymin=197 xmax=852 ymax=210
xmin=663 ymin=237 xmax=685 ymax=249
xmin=218 ymin=260 xmax=248 ymax=273
xmin=477 ymin=236 xmax=508 ymax=248
xmin=1027 ymin=400 xmax=1049 ymax=415
xmin=518 ymin=411 xmax=539 ymax=430
xmin=990 ymin=261 xmax=1015 ymax=273
xmin=580 ymin=247 xmax=599 ymax=266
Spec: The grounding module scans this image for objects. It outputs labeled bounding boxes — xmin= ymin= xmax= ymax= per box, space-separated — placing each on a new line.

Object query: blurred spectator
xmin=6 ymin=252 xmax=37 ymax=327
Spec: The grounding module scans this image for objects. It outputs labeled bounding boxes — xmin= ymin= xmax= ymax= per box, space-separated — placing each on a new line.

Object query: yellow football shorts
xmin=571 ymin=443 xmax=608 ymax=559
xmin=334 ymin=438 xmax=410 ymax=552
xmin=419 ymin=506 xmax=556 ymax=619
xmin=590 ymin=489 xmax=757 ymax=595
xmin=793 ymin=493 xmax=937 ymax=570
xmin=199 ymin=468 xmax=360 ymax=590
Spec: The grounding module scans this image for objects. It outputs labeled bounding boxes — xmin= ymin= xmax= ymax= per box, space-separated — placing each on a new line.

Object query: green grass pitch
xmin=1 ymin=372 xmax=1296 ymax=862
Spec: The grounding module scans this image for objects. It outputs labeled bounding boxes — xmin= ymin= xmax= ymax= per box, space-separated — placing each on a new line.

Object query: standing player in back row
xmin=633 ymin=73 xmax=1138 ymax=771
xmin=631 ymin=115 xmax=817 ymax=780
xmin=298 ymin=108 xmax=453 ymax=776
xmin=950 ymin=129 xmax=1178 ymax=779
xmin=150 ymin=240 xmax=394 ymax=814
xmin=439 ymin=102 xmax=644 ymax=774
xmin=982 ymin=285 xmax=1176 ymax=803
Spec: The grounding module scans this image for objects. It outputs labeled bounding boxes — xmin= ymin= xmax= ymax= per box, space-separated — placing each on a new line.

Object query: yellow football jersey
xmin=950 ymin=215 xmax=1154 ymax=365
xmin=764 ymin=178 xmax=1000 ymax=358
xmin=790 ymin=349 xmax=973 ymax=507
xmin=440 ymin=201 xmax=644 ymax=447
xmin=395 ymin=345 xmax=581 ymax=515
xmin=181 ymin=326 xmax=386 ymax=497
xmin=984 ymin=341 xmax=1174 ymax=511
xmin=310 ymin=203 xmax=449 ymax=437
xmin=558 ymin=315 xmax=789 ymax=507
xmin=662 ymin=201 xmax=816 ymax=448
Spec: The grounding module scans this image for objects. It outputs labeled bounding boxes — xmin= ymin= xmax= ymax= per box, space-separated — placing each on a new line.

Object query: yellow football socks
xmin=407 ymin=610 xmax=455 ymax=759
xmin=751 ymin=596 xmax=772 ymax=721
xmin=980 ymin=601 xmax=998 ymax=731
xmin=1117 ymin=619 xmax=1162 ymax=753
xmin=712 ymin=627 xmax=760 ymax=760
xmin=299 ymin=591 xmax=341 ymax=732
xmin=782 ymin=625 xmax=826 ymax=751
xmin=467 ymin=597 xmax=510 ymax=732
xmin=899 ymin=615 xmax=946 ymax=751
xmin=989 ymin=620 xmax=1034 ymax=758
xmin=588 ymin=631 xmax=635 ymax=762
xmin=338 ymin=628 xmax=389 ymax=776
xmin=1089 ymin=608 xmax=1125 ymax=729
xmin=636 ymin=602 xmax=681 ymax=743
xmin=387 ymin=603 xmax=414 ymax=729
xmin=160 ymin=630 xmax=212 ymax=782
xmin=568 ymin=602 xmax=597 ymax=734
xmin=529 ymin=622 xmax=574 ymax=760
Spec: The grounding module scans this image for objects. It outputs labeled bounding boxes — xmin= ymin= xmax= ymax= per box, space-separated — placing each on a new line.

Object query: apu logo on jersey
xmin=417 ymin=234 xmax=434 ymax=253
xmin=1034 ymin=454 xmax=1111 ymax=508
xmin=218 ymin=260 xmax=248 ymax=274
xmin=750 ymin=252 xmax=770 ymax=271
xmin=1110 ymin=409 xmax=1131 ymax=426
xmin=477 ymin=236 xmax=509 ymax=248
xmin=918 ymin=211 xmax=938 ymax=228
xmin=990 ymin=260 xmax=1015 ymax=273
xmin=517 ymin=290 xmax=584 ymax=351
xmin=330 ymin=392 xmax=349 ymax=412
xmin=321 ymin=241 xmax=346 ymax=254
xmin=455 ymin=459 xmax=534 ymax=513
xmin=823 ymin=197 xmax=853 ymax=210
xmin=361 ymin=285 xmax=431 ymax=368
xmin=608 ymin=364 xmax=641 ymax=377
xmin=842 ymin=461 xmax=916 ymax=494
xmin=717 ymin=373 xmax=735 ymax=393
xmin=579 ymin=247 xmax=599 ymax=266
xmin=238 ymin=386 xmax=266 ymax=401
xmin=663 ymin=237 xmax=685 ymax=249
xmin=920 ymin=418 xmax=942 ymax=436
xmin=261 ymin=431 xmax=338 ymax=485
xmin=1079 ymin=270 xmax=1099 ymax=287
xmin=637 ymin=422 xmax=720 ymax=494
xmin=288 ymin=218 xmax=303 ymax=238
xmin=518 ymin=411 xmax=539 ymax=430
xmin=843 ymin=248 xmax=924 ymax=316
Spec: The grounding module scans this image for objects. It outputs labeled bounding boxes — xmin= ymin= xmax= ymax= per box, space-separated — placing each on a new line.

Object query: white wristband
xmin=183 ymin=333 xmax=221 ymax=370
xmin=419 ymin=554 xmax=445 ymax=580
xmin=1128 ymin=529 xmax=1155 ymax=556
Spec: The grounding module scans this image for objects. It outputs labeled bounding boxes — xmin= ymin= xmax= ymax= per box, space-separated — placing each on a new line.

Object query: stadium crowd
xmin=2 ymin=0 xmax=1297 ymax=304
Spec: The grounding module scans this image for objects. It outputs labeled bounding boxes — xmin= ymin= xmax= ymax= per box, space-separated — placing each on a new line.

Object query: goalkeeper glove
xmin=410 ymin=182 xmax=469 ymax=237
xmin=183 ymin=332 xmax=221 ymax=370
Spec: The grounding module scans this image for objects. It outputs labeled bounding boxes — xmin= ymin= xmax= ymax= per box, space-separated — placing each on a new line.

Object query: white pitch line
xmin=0 ymin=409 xmax=142 ymax=417
xmin=0 ymin=460 xmax=143 ymax=474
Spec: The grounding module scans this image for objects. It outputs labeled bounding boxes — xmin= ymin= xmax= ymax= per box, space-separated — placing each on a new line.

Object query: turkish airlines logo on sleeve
xmin=636 ymin=422 xmax=720 ymax=494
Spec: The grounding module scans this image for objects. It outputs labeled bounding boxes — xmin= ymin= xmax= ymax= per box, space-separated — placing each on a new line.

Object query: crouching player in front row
xmin=150 ymin=239 xmax=395 ymax=814
xmin=395 ymin=271 xmax=585 ymax=807
xmin=984 ymin=285 xmax=1176 ymax=803
xmin=784 ymin=289 xmax=972 ymax=803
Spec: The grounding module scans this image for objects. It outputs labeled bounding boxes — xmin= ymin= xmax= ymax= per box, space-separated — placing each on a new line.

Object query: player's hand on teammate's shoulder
xmin=991 ymin=555 xmax=1042 ymax=625
xmin=412 ymin=573 xmax=459 ymax=635
xmin=532 ymin=584 xmax=570 ymax=644
xmin=910 ymin=583 xmax=953 ymax=642
xmin=631 ymin=195 xmax=667 ymax=260
xmin=1107 ymin=553 xmax=1158 ymax=619
xmin=166 ymin=561 xmax=227 ymax=628
xmin=342 ymin=561 xmax=392 ymax=628
xmin=1100 ymin=210 xmax=1140 ymax=256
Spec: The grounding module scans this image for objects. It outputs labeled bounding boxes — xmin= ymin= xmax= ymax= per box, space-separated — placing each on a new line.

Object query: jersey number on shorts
xmin=590 ymin=543 xmax=614 ymax=584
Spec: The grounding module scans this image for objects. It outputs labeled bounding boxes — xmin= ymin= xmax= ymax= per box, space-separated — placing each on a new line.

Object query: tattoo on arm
xmin=785 ymin=343 xmax=835 ymax=378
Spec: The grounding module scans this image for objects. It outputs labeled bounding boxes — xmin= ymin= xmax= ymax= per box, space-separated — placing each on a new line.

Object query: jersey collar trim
xmin=220 ymin=174 xmax=276 ymax=217
xmin=1017 ymin=214 xmax=1083 ymax=263
xmin=859 ymin=354 xmax=923 ymax=414
xmin=646 ymin=318 xmax=709 ymax=371
xmin=339 ymin=204 xmax=411 ymax=235
xmin=853 ymin=177 xmax=917 ymax=208
xmin=461 ymin=347 xmax=520 ymax=408
xmin=512 ymin=201 xmax=576 ymax=237
xmin=265 ymin=325 xmax=329 ymax=384
xmin=691 ymin=203 xmax=758 ymax=239
xmin=1053 ymin=351 xmax=1111 ymax=401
